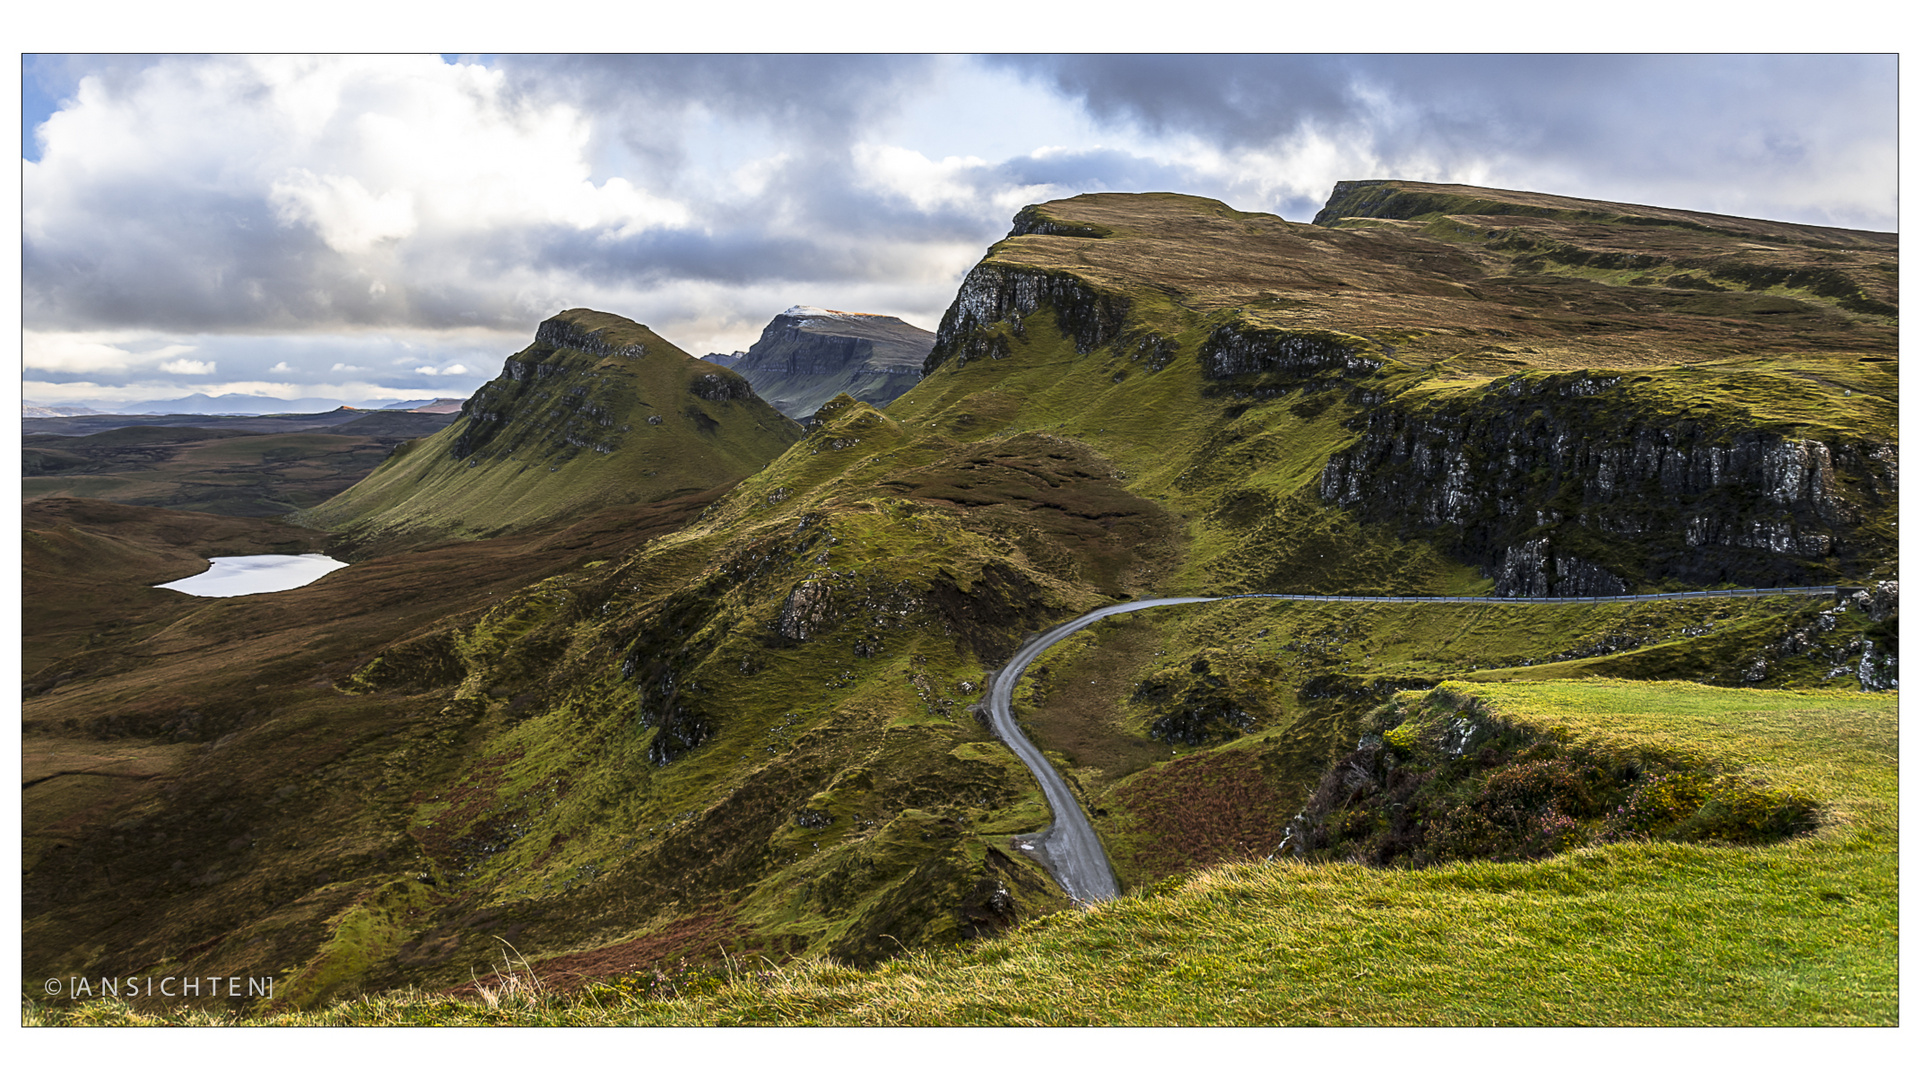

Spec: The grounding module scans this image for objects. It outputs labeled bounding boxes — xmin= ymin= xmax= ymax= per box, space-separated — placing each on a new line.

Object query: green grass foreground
xmin=28 ymin=679 xmax=1896 ymax=1027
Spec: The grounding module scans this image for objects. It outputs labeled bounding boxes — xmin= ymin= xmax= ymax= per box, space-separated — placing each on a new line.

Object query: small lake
xmin=155 ymin=554 xmax=348 ymax=597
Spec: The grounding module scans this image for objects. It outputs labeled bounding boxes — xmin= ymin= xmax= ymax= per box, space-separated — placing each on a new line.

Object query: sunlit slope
xmin=43 ymin=680 xmax=1895 ymax=1026
xmin=297 ymin=309 xmax=801 ymax=549
xmin=22 ymin=186 xmax=1898 ymax=1019
xmin=887 ymin=189 xmax=1896 ymax=596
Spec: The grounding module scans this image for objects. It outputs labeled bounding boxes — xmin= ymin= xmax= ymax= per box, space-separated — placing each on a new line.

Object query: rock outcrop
xmin=1317 ymin=371 xmax=1897 ymax=593
xmin=923 ymin=264 xmax=1131 ymax=375
xmin=709 ymin=306 xmax=931 ymax=419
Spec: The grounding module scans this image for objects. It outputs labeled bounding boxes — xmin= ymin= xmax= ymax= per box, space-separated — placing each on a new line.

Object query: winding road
xmin=981 ymin=585 xmax=1848 ymax=904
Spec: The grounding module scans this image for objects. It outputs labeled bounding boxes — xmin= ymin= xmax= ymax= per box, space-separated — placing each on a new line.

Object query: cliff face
xmin=903 ymin=186 xmax=1897 ymax=598
xmin=1316 ymin=370 xmax=1897 ymax=594
xmin=925 ymin=264 xmax=1134 ymax=375
xmin=713 ymin=306 xmax=931 ymax=419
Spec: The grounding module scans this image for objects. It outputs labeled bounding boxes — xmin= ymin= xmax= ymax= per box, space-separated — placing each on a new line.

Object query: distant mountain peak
xmin=725 ymin=307 xmax=933 ymax=419
xmin=781 ymin=305 xmax=888 ymax=320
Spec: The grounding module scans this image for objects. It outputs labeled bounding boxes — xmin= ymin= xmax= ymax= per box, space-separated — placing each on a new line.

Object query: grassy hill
xmin=35 ymin=678 xmax=1895 ymax=1026
xmin=293 ymin=309 xmax=801 ymax=553
xmin=22 ymin=184 xmax=1897 ymax=1023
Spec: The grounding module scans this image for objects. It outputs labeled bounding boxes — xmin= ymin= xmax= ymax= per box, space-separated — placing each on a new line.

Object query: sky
xmin=17 ymin=47 xmax=1900 ymax=411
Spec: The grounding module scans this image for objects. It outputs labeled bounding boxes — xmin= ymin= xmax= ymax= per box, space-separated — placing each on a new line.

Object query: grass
xmin=23 ymin=425 xmax=438 ymax=517
xmin=293 ymin=310 xmax=801 ymax=552
xmin=23 ymin=190 xmax=1897 ymax=1025
xmin=1006 ymin=592 xmax=1881 ymax=895
xmin=33 ymin=679 xmax=1893 ymax=1026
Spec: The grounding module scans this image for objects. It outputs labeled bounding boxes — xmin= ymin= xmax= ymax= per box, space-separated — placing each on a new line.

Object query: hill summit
xmin=708 ymin=305 xmax=932 ymax=419
xmin=296 ymin=309 xmax=801 ymax=550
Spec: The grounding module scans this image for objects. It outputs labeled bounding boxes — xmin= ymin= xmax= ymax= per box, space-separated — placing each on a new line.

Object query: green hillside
xmin=23 ymin=184 xmax=1897 ymax=1024
xmin=294 ymin=309 xmax=802 ymax=552
xmin=37 ymin=679 xmax=1896 ymax=1026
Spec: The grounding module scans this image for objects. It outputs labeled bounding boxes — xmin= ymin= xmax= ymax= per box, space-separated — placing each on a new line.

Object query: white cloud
xmin=413 ymin=363 xmax=471 ymax=376
xmin=330 ymin=362 xmax=367 ymax=372
xmin=23 ymin=331 xmax=200 ymax=374
xmin=159 ymin=358 xmax=217 ymax=375
xmin=25 ymin=55 xmax=697 ymax=334
xmin=269 ymin=169 xmax=418 ymax=254
xmin=856 ymin=144 xmax=1006 ymax=213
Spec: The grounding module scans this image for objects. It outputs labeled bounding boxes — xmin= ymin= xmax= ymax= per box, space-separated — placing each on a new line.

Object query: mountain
xmin=22 ymin=402 xmax=101 ymax=417
xmin=706 ymin=305 xmax=932 ymax=419
xmin=369 ymin=397 xmax=467 ymax=412
xmin=24 ymin=184 xmax=1897 ymax=1019
xmin=291 ymin=309 xmax=803 ymax=552
xmin=23 ymin=407 xmax=401 ymax=437
xmin=116 ymin=393 xmax=371 ymax=415
xmin=903 ymin=183 xmax=1895 ymax=595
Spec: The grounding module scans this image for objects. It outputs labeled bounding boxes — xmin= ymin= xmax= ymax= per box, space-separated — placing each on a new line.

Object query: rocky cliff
xmin=905 ymin=186 xmax=1897 ymax=597
xmin=708 ymin=306 xmax=931 ymax=419
xmin=1317 ymin=369 xmax=1898 ymax=594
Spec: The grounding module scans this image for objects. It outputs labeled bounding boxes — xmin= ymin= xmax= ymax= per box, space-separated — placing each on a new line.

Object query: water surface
xmin=155 ymin=554 xmax=348 ymax=597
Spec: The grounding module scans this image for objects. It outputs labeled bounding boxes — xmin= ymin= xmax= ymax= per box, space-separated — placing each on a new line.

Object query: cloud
xmin=23 ymin=331 xmax=200 ymax=374
xmin=24 ymin=55 xmax=700 ymax=335
xmin=20 ymin=51 xmax=1899 ymax=404
xmin=22 ymin=328 xmax=522 ymax=404
xmin=269 ymin=170 xmax=418 ymax=254
xmin=991 ymin=54 xmax=1898 ymax=229
xmin=492 ymin=54 xmax=933 ymax=180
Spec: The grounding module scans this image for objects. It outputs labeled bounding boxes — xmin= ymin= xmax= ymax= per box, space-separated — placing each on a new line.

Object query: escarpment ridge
xmin=897 ymin=183 xmax=1895 ymax=598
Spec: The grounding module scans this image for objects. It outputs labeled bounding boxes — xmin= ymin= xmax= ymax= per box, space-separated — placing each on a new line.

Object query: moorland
xmin=23 ymin=180 xmax=1897 ymax=1025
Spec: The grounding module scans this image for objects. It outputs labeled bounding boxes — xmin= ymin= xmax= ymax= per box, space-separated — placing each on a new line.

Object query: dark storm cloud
xmin=495 ymin=54 xmax=930 ymax=127
xmin=992 ymin=54 xmax=1372 ymax=147
xmin=993 ymin=54 xmax=1893 ymax=153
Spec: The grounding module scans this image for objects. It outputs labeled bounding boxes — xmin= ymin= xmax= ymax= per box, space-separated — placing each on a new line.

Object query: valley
xmin=22 ymin=179 xmax=1897 ymax=1025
